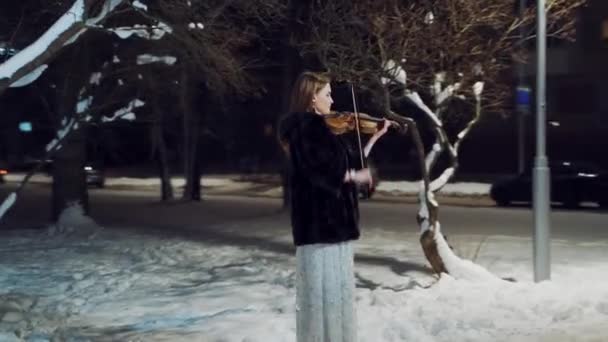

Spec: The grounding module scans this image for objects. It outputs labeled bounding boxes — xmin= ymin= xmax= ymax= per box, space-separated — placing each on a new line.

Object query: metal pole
xmin=533 ymin=0 xmax=551 ymax=282
xmin=517 ymin=0 xmax=526 ymax=174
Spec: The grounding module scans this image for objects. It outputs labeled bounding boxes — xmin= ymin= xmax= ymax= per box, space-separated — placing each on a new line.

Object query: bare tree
xmin=0 ymin=0 xmax=288 ymax=219
xmin=290 ymin=0 xmax=586 ymax=276
xmin=147 ymin=0 xmax=287 ymax=201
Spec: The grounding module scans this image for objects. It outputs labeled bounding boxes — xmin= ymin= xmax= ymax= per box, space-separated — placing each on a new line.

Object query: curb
xmin=3 ymin=173 xmax=496 ymax=206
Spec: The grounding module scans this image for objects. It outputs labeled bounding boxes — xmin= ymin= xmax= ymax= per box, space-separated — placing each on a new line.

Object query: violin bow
xmin=350 ymin=84 xmax=366 ymax=169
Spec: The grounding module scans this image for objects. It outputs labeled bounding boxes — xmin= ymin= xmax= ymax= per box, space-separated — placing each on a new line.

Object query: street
xmin=1 ymin=184 xmax=607 ymax=242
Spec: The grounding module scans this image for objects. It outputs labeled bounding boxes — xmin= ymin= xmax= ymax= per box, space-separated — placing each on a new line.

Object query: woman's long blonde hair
xmin=288 ymin=71 xmax=331 ymax=113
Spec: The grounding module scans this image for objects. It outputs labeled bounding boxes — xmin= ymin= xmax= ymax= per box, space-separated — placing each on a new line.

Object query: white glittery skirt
xmin=296 ymin=241 xmax=356 ymax=342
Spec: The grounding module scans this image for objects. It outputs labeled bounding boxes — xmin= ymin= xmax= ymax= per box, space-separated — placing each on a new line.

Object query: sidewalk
xmin=4 ymin=172 xmax=496 ymax=206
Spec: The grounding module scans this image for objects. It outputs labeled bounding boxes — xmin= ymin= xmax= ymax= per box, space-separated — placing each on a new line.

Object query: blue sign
xmin=516 ymin=86 xmax=531 ymax=106
xmin=18 ymin=121 xmax=32 ymax=132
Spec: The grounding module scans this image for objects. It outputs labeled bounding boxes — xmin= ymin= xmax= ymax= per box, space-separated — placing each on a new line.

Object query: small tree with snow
xmin=290 ymin=0 xmax=585 ymax=276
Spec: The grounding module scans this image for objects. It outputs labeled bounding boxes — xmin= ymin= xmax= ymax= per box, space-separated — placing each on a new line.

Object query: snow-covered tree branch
xmin=0 ymin=0 xmax=131 ymax=95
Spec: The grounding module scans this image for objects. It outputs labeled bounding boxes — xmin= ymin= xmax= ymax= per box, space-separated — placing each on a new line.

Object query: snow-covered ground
xmin=1 ymin=210 xmax=608 ymax=341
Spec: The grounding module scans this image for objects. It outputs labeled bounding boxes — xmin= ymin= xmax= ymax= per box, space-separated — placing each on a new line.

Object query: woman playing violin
xmin=277 ymin=71 xmax=390 ymax=342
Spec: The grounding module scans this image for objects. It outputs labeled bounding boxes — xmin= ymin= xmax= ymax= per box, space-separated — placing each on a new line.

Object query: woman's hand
xmin=374 ymin=119 xmax=391 ymax=139
xmin=363 ymin=119 xmax=393 ymax=158
xmin=345 ymin=168 xmax=372 ymax=185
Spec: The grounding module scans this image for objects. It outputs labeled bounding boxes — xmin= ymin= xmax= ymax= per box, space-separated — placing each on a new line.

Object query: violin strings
xmin=350 ymin=84 xmax=365 ymax=169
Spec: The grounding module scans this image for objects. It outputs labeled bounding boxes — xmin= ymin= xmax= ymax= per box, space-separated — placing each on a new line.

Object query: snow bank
xmin=1 ymin=225 xmax=608 ymax=341
xmin=377 ymin=180 xmax=490 ymax=196
xmin=47 ymin=202 xmax=101 ymax=237
xmin=4 ymin=173 xmax=493 ymax=197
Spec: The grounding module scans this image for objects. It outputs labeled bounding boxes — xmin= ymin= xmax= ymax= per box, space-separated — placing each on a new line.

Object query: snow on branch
xmin=132 ymin=0 xmax=148 ymax=11
xmin=405 ymin=91 xmax=442 ymax=128
xmin=430 ymin=167 xmax=455 ymax=192
xmin=102 ymin=99 xmax=145 ymax=122
xmin=426 ymin=142 xmax=442 ymax=171
xmin=46 ymin=118 xmax=76 ymax=152
xmin=435 ymin=82 xmax=462 ymax=107
xmin=431 ymin=72 xmax=464 ymax=107
xmin=9 ymin=65 xmax=49 ymax=88
xmin=136 ymin=54 xmax=177 ymax=66
xmin=89 ymin=72 xmax=103 ymax=85
xmin=0 ymin=0 xmax=128 ymax=93
xmin=87 ymin=0 xmax=126 ymax=25
xmin=77 ymin=96 xmax=94 ymax=114
xmin=473 ymin=81 xmax=485 ymax=102
xmin=381 ymin=59 xmax=406 ymax=86
xmin=453 ymin=82 xmax=484 ymax=153
xmin=106 ymin=23 xmax=172 ymax=40
xmin=0 ymin=192 xmax=17 ymax=221
xmin=0 ymin=0 xmax=86 ymax=83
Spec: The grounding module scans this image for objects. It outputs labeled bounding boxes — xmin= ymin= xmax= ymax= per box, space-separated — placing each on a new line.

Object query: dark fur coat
xmin=278 ymin=111 xmax=360 ymax=246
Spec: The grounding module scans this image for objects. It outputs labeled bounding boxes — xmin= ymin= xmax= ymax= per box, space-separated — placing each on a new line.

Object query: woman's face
xmin=312 ymin=83 xmax=333 ymax=115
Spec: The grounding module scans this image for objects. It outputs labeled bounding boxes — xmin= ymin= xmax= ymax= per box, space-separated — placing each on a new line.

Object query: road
xmin=1 ymin=184 xmax=607 ymax=242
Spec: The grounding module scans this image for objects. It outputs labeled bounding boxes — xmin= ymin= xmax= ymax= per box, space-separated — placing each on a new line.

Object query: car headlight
xmin=84 ymin=166 xmax=93 ymax=171
xmin=577 ymin=173 xmax=598 ymax=178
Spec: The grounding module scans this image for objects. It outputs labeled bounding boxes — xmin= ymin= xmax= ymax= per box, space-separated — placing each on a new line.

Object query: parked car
xmin=490 ymin=161 xmax=608 ymax=208
xmin=0 ymin=165 xmax=7 ymax=184
xmin=44 ymin=160 xmax=106 ymax=188
xmin=84 ymin=162 xmax=105 ymax=188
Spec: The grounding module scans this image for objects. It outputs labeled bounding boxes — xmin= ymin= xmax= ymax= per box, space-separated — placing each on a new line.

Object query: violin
xmin=323 ymin=111 xmax=403 ymax=135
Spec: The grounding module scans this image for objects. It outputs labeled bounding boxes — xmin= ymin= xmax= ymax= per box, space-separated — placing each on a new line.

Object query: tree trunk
xmin=184 ymin=114 xmax=201 ymax=201
xmin=191 ymin=137 xmax=202 ymax=201
xmin=180 ymin=67 xmax=192 ymax=200
xmin=385 ymin=111 xmax=447 ymax=274
xmin=52 ymin=126 xmax=88 ymax=220
xmin=153 ymin=121 xmax=173 ymax=201
xmin=158 ymin=135 xmax=173 ymax=201
xmin=150 ymin=97 xmax=174 ymax=201
xmin=420 ymin=230 xmax=447 ymax=274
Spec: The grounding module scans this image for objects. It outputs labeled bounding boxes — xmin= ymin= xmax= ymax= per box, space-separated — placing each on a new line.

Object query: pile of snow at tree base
xmin=1 ymin=205 xmax=608 ymax=341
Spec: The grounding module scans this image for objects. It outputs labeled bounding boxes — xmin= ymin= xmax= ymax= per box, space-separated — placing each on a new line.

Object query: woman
xmin=278 ymin=71 xmax=390 ymax=341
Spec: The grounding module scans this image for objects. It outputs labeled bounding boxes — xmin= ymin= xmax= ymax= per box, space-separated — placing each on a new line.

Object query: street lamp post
xmin=533 ymin=0 xmax=551 ymax=282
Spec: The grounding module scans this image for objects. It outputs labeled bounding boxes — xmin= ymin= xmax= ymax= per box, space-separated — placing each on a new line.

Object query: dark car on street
xmin=0 ymin=164 xmax=7 ymax=184
xmin=84 ymin=162 xmax=105 ymax=188
xmin=490 ymin=161 xmax=608 ymax=208
xmin=43 ymin=159 xmax=106 ymax=188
